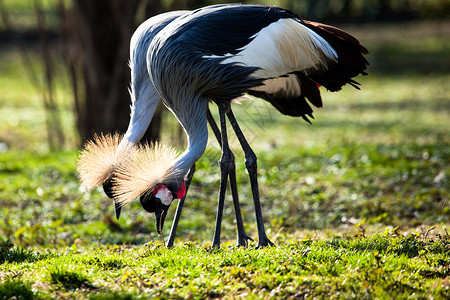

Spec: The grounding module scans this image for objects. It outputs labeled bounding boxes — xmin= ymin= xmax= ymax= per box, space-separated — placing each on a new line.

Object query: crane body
xmin=79 ymin=4 xmax=369 ymax=248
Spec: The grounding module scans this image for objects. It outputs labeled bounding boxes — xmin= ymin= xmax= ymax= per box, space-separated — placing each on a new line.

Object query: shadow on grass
xmin=0 ymin=240 xmax=50 ymax=264
xmin=312 ymin=119 xmax=448 ymax=136
xmin=368 ymin=44 xmax=450 ymax=76
xmin=47 ymin=265 xmax=97 ymax=291
xmin=0 ymin=279 xmax=35 ymax=300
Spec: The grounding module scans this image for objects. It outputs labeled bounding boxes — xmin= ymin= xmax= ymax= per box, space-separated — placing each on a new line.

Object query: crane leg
xmin=166 ymin=107 xmax=251 ymax=248
xmin=166 ymin=163 xmax=196 ymax=248
xmin=212 ymin=104 xmax=234 ymax=248
xmin=207 ymin=107 xmax=252 ymax=247
xmin=225 ymin=106 xmax=274 ymax=248
xmin=206 ymin=107 xmax=221 ymax=145
xmin=228 ymin=162 xmax=253 ymax=247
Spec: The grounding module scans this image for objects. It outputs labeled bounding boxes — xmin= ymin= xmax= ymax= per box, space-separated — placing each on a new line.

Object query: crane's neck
xmin=117 ymin=83 xmax=161 ymax=154
xmin=170 ymin=97 xmax=209 ymax=179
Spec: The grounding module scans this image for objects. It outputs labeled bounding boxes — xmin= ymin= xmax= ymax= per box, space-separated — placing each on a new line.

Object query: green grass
xmin=0 ymin=240 xmax=45 ymax=264
xmin=0 ymin=21 xmax=449 ymax=299
xmin=47 ymin=265 xmax=93 ymax=290
xmin=0 ymin=0 xmax=71 ymax=31
xmin=1 ymin=232 xmax=449 ymax=299
xmin=0 ymin=279 xmax=35 ymax=300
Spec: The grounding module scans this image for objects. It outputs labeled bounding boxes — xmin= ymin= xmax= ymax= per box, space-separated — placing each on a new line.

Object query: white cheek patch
xmin=155 ymin=186 xmax=173 ymax=206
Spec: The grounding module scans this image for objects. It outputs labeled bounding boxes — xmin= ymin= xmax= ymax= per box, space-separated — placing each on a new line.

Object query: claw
xmin=237 ymin=233 xmax=253 ymax=248
xmin=256 ymin=236 xmax=275 ymax=249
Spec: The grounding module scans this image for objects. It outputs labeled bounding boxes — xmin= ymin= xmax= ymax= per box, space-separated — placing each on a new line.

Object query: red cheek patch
xmin=175 ymin=181 xmax=186 ymax=199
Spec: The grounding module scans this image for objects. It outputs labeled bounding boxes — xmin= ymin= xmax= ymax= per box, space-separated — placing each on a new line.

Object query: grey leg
xmin=206 ymin=107 xmax=221 ymax=145
xmin=225 ymin=106 xmax=274 ymax=248
xmin=228 ymin=163 xmax=253 ymax=246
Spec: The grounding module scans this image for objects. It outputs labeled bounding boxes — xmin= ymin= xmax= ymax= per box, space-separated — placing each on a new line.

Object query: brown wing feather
xmin=303 ymin=21 xmax=369 ymax=54
xmin=301 ymin=20 xmax=369 ymax=92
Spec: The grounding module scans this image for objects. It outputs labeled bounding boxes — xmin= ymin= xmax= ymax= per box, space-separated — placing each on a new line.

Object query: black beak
xmin=114 ymin=201 xmax=122 ymax=220
xmin=103 ymin=176 xmax=122 ymax=220
xmin=155 ymin=203 xmax=169 ymax=234
xmin=140 ymin=194 xmax=170 ymax=234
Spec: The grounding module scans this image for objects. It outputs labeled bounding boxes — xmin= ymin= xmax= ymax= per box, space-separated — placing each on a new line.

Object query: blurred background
xmin=0 ymin=0 xmax=448 ymax=246
xmin=0 ymin=0 xmax=448 ymax=151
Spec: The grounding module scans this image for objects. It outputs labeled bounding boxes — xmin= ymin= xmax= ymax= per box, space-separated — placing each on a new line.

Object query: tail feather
xmin=303 ymin=21 xmax=369 ymax=55
xmin=248 ymin=19 xmax=368 ymax=122
xmin=301 ymin=20 xmax=369 ymax=92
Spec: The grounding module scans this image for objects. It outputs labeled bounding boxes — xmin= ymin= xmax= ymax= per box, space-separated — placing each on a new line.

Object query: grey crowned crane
xmin=78 ymin=4 xmax=369 ymax=248
xmin=78 ymin=8 xmax=251 ymax=248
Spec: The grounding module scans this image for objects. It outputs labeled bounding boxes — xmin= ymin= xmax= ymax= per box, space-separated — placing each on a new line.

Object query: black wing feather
xmin=169 ymin=4 xmax=297 ymax=56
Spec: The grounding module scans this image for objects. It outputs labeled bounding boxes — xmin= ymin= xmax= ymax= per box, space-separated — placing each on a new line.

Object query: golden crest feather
xmin=112 ymin=142 xmax=181 ymax=206
xmin=77 ymin=133 xmax=129 ymax=190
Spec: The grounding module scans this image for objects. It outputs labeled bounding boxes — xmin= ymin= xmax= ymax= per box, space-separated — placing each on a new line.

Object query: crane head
xmin=140 ymin=181 xmax=186 ymax=234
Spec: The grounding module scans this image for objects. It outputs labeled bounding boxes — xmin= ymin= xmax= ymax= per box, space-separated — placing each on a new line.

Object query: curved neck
xmin=117 ymin=84 xmax=160 ymax=154
xmin=171 ymin=98 xmax=209 ymax=178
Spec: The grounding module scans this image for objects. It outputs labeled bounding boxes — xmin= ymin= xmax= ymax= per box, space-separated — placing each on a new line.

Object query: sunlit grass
xmin=1 ymin=233 xmax=449 ymax=299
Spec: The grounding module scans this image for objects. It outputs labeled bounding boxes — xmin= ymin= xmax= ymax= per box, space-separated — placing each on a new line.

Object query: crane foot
xmin=237 ymin=233 xmax=253 ymax=247
xmin=256 ymin=236 xmax=275 ymax=249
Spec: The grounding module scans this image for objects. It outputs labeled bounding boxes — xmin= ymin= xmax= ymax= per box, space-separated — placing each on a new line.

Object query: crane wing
xmin=244 ymin=20 xmax=369 ymax=122
xmin=150 ymin=4 xmax=368 ymax=122
xmin=208 ymin=17 xmax=338 ymax=79
xmin=169 ymin=4 xmax=297 ymax=57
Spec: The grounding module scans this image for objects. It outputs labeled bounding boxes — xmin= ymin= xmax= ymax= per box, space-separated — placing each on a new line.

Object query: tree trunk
xmin=140 ymin=0 xmax=164 ymax=143
xmin=69 ymin=0 xmax=140 ymax=142
xmin=65 ymin=0 xmax=167 ymax=144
